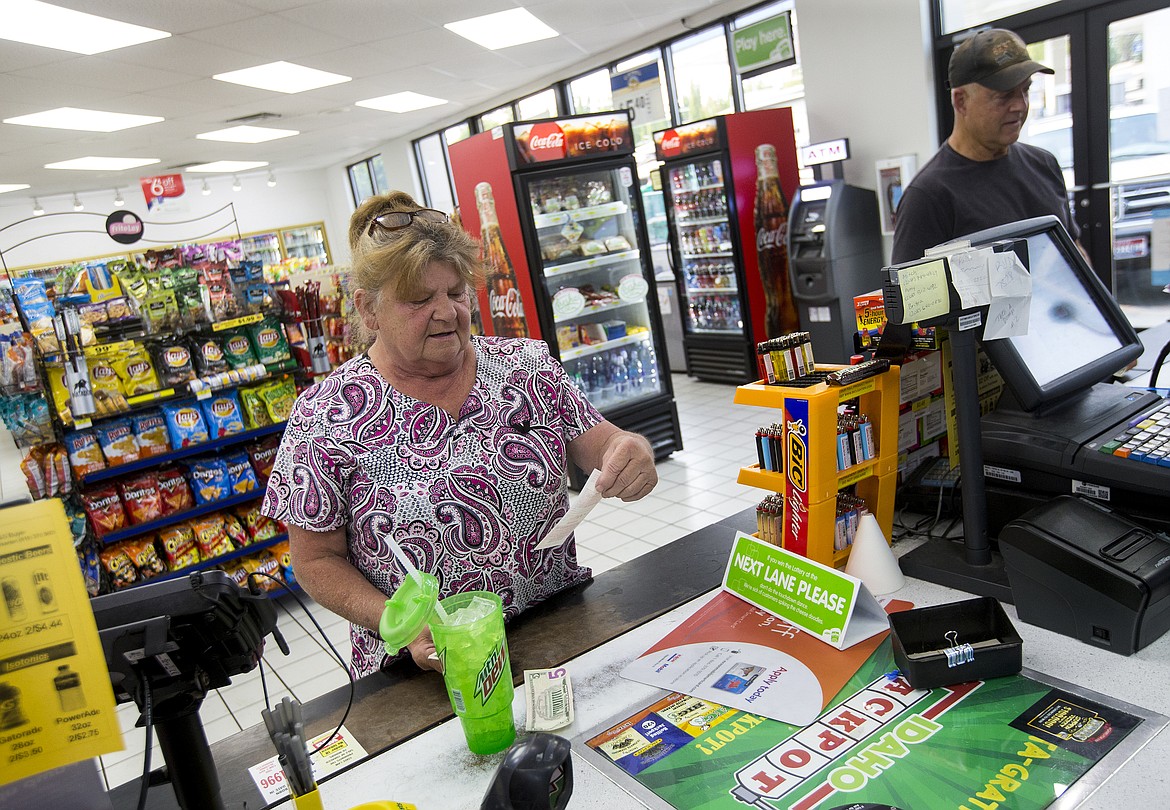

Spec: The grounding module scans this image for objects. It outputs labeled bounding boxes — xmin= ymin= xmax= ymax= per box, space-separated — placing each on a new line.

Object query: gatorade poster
xmin=0 ymin=500 xmax=122 ymax=786
xmin=580 ymin=638 xmax=1162 ymax=810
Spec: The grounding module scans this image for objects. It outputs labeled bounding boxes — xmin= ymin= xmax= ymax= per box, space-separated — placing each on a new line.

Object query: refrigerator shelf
xmin=682 ymin=251 xmax=735 ymax=259
xmin=553 ymin=298 xmax=643 ymax=324
xmin=684 ymin=286 xmax=739 ymax=294
xmin=674 ymin=182 xmax=725 ymax=193
xmin=689 ymin=326 xmax=742 ymax=335
xmin=559 ymin=331 xmax=650 ymax=361
xmin=532 ymin=201 xmax=629 ymax=229
xmin=542 ymin=249 xmax=641 ymax=278
xmin=677 ymin=216 xmax=729 ymax=227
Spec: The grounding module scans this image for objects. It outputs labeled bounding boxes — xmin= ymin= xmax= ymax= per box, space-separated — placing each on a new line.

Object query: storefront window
xmin=670 ymin=25 xmax=735 ymax=124
xmin=517 ymin=88 xmax=558 ymax=120
xmin=569 ymin=68 xmax=612 ymax=113
xmin=444 ymin=122 xmax=472 ymax=145
xmin=479 ymin=104 xmax=514 ymax=130
xmin=940 ymin=1 xmax=1059 ymax=34
xmin=347 ymin=155 xmax=388 ymax=207
xmin=415 ymin=134 xmax=455 ymax=214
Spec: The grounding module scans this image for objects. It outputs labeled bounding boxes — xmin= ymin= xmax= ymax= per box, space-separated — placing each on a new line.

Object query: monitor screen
xmin=955 ymin=216 xmax=1141 ymax=411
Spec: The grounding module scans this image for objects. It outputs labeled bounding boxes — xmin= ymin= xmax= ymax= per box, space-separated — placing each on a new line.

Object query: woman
xmin=262 ymin=191 xmax=657 ymax=677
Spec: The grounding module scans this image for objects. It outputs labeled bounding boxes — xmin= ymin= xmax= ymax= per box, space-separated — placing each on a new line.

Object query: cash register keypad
xmin=1099 ymin=399 xmax=1170 ymax=466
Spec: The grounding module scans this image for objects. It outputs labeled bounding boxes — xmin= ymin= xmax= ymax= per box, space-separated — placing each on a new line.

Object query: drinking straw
xmin=386 ymin=535 xmax=449 ymax=624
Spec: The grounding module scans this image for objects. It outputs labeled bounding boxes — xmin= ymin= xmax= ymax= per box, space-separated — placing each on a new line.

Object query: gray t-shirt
xmin=891 ymin=141 xmax=1079 ymax=265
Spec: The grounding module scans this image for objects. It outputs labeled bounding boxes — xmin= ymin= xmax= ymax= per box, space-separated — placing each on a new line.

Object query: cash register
xmin=883 ymin=215 xmax=1170 ymax=654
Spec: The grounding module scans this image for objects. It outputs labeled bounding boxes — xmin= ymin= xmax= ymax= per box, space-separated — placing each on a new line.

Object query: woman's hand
xmin=407 ymin=626 xmax=443 ymax=672
xmin=595 ymin=431 xmax=657 ymax=501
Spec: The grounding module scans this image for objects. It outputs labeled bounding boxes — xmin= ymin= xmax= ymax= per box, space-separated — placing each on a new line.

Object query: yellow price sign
xmin=212 ymin=313 xmax=263 ymax=332
xmin=0 ymin=501 xmax=122 ymax=786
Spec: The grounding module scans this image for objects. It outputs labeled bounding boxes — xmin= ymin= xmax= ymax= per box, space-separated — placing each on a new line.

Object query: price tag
xmin=73 ymin=418 xmax=92 ymax=430
xmin=84 ymin=340 xmax=134 ymax=358
xmin=126 ymin=387 xmax=176 ymax=406
xmin=212 ymin=312 xmax=263 ymax=332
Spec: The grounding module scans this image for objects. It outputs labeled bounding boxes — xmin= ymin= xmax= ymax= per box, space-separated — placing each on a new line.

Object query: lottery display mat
xmin=573 ymin=639 xmax=1166 ymax=809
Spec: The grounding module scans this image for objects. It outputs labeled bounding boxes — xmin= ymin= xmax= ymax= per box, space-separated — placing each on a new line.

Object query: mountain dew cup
xmin=430 ymin=591 xmax=516 ymax=755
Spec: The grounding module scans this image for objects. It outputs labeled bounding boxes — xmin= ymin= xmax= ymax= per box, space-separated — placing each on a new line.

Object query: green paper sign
xmin=732 ymin=13 xmax=795 ymax=74
xmin=722 ymin=532 xmax=887 ymax=649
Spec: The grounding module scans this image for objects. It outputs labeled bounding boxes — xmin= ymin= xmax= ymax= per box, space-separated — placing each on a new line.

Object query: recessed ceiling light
xmin=45 ymin=156 xmax=161 ymax=171
xmin=4 ymin=107 xmax=164 ymax=132
xmin=32 ymin=198 xmax=44 ymax=216
xmin=196 ymin=125 xmax=299 ymax=143
xmin=266 ymin=171 xmax=277 ymax=188
xmin=113 ymin=189 xmax=124 ymax=207
xmin=187 ymin=161 xmax=269 ymax=173
xmin=232 ymin=176 xmax=242 ymax=192
xmin=355 ymin=92 xmax=448 ymax=113
xmin=444 ymin=8 xmax=557 ymax=50
xmin=0 ymin=184 xmax=31 ymax=194
xmin=213 ymin=61 xmax=351 ymax=94
xmin=1 ymin=0 xmax=170 ymax=55
xmin=72 ymin=194 xmax=84 ymax=212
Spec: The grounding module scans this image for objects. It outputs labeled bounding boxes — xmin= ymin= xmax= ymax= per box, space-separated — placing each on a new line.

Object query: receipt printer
xmin=999 ymin=496 xmax=1170 ymax=655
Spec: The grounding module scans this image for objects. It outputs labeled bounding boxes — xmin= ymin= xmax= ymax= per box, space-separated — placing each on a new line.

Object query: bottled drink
xmin=475 ymin=182 xmax=529 ymax=338
xmin=753 ymin=145 xmax=799 ymax=338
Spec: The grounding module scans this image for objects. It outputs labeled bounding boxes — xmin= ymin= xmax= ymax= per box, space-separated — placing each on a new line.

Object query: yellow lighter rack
xmin=734 ymin=364 xmax=900 ymax=569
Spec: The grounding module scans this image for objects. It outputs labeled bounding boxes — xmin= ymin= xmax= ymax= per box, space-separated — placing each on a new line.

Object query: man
xmin=892 ymin=28 xmax=1080 ymax=265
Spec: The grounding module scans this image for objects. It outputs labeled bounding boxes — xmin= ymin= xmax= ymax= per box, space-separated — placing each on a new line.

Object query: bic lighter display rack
xmin=734 ymin=364 xmax=900 ymax=568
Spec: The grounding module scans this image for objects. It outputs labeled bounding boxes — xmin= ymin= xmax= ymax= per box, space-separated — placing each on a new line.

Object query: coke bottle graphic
xmin=475 ymin=181 xmax=529 ymax=338
xmin=753 ymin=144 xmax=799 ymax=338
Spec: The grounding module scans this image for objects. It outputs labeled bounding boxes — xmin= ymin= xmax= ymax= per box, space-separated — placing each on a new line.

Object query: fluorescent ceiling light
xmin=213 ymin=61 xmax=351 ymax=94
xmin=187 ymin=161 xmax=269 ymax=173
xmin=4 ymin=107 xmax=163 ymax=132
xmin=445 ymin=8 xmax=557 ymax=50
xmin=355 ymin=91 xmax=448 ymax=113
xmin=196 ymin=125 xmax=299 ymax=143
xmin=0 ymin=184 xmax=31 ymax=194
xmin=45 ymin=156 xmax=160 ymax=171
xmin=1 ymin=0 xmax=170 ymax=55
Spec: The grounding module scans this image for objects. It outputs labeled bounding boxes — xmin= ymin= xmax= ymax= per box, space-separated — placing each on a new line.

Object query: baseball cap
xmin=949 ymin=29 xmax=1054 ymax=92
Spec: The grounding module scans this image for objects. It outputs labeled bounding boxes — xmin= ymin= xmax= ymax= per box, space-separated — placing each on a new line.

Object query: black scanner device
xmin=999 ymin=495 xmax=1170 ymax=655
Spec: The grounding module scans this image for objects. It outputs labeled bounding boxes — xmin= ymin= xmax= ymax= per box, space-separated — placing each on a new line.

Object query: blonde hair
xmin=348 ymin=191 xmax=483 ymax=305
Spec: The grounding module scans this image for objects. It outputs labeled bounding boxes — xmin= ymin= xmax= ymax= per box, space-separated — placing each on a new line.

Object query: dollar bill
xmin=523 ymin=667 xmax=574 ymax=732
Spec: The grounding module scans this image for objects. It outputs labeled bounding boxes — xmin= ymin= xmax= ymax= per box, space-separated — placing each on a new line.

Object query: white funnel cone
xmin=845 ymin=514 xmax=905 ymax=594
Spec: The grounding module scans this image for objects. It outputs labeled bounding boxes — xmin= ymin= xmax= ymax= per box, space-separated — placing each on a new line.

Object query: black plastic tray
xmin=890 ymin=596 xmax=1023 ymax=689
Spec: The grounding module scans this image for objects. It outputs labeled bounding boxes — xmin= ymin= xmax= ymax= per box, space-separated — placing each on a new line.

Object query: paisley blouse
xmin=262 ymin=336 xmax=602 ymax=676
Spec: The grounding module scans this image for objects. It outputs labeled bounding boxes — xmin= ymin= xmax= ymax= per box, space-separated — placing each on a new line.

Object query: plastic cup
xmin=429 ymin=591 xmax=516 ymax=755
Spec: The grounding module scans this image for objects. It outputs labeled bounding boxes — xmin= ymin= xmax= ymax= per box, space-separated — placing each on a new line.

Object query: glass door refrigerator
xmin=279 ymin=223 xmax=330 ymax=268
xmin=654 ymin=109 xmax=801 ymax=383
xmin=449 ymin=110 xmax=682 ymax=461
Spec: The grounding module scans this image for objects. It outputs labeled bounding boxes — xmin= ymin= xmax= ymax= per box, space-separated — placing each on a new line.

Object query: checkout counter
xmin=101 ymin=509 xmax=1170 ymax=810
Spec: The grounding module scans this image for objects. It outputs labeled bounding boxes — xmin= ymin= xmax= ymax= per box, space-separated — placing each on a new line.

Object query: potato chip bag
xmin=238 ymin=384 xmax=272 ymax=429
xmin=247 ymin=317 xmax=292 ymax=365
xmin=248 ymin=549 xmax=282 ymax=591
xmin=99 ymin=543 xmax=137 ymax=589
xmin=157 ymin=524 xmax=200 ymax=568
xmin=112 ymin=344 xmax=161 ymax=396
xmin=222 ymin=330 xmax=258 ymax=370
xmin=190 ymin=335 xmax=228 ymax=376
xmin=82 ymin=485 xmax=126 ymax=538
xmin=269 ymin=540 xmax=296 ymax=587
xmin=131 ymin=410 xmax=171 ymax=458
xmin=222 ymin=511 xmax=250 ymax=548
xmin=234 ymin=503 xmax=279 ymax=542
xmin=118 ymin=472 xmax=163 ymax=526
xmin=122 ymin=537 xmax=166 ymax=578
xmin=259 ymin=376 xmax=295 ymax=423
xmin=89 ymin=356 xmax=122 ymax=397
xmin=200 ymin=390 xmax=245 ymax=438
xmin=65 ymin=430 xmax=106 ymax=477
xmin=152 ymin=341 xmax=196 ymax=387
xmin=190 ymin=514 xmax=234 ymax=558
xmin=223 ymin=450 xmax=259 ymax=495
xmin=94 ymin=418 xmax=140 ymax=466
xmin=248 ymin=436 xmax=281 ymax=481
xmin=156 ymin=467 xmax=194 ymax=515
xmin=161 ymin=399 xmax=210 ymax=448
xmin=186 ymin=457 xmax=230 ymax=504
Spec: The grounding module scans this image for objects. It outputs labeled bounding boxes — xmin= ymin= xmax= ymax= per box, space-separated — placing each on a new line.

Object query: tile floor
xmin=97 ymin=372 xmax=777 ymax=790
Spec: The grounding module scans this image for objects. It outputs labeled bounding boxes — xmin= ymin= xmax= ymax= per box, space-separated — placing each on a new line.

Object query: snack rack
xmin=734 ymin=364 xmax=900 ymax=569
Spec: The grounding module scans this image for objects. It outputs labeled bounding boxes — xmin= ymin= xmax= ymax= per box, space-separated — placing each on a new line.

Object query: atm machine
xmin=787 ymin=180 xmax=883 ymax=364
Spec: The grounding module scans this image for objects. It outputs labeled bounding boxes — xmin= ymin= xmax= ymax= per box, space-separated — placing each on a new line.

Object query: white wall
xmin=0 ymin=168 xmax=341 ymax=271
xmin=795 ymin=0 xmax=939 ymax=261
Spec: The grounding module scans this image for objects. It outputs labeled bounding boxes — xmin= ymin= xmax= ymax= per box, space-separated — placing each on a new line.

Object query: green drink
xmin=430 ymin=591 xmax=516 ymax=755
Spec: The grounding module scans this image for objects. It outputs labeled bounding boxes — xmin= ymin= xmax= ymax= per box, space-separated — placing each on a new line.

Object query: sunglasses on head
xmin=367 ymin=208 xmax=449 ymax=237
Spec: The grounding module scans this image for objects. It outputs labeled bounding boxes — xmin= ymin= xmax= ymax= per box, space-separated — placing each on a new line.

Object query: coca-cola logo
xmin=757 ymin=224 xmax=788 ymax=252
xmin=660 ymin=129 xmax=682 ymax=157
xmin=489 ymin=287 xmax=524 ymax=320
xmin=526 ymin=122 xmax=566 ymax=160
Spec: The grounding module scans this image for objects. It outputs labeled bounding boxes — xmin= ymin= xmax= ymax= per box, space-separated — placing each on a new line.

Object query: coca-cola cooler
xmin=449 ymin=110 xmax=683 ymax=462
xmin=653 ymin=109 xmax=800 ymax=383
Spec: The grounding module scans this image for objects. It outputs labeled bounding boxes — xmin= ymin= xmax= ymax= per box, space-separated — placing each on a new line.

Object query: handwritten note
xmin=948 ymin=248 xmax=992 ymax=308
xmin=983 ymin=253 xmax=1032 ymax=340
xmin=892 ymin=259 xmax=950 ymax=322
